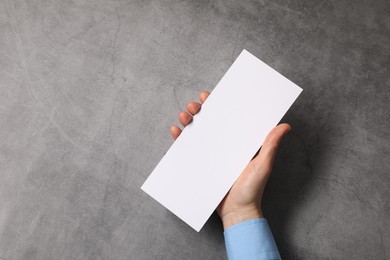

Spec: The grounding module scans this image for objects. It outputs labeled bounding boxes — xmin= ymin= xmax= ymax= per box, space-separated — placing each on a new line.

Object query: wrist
xmin=221 ymin=208 xmax=264 ymax=230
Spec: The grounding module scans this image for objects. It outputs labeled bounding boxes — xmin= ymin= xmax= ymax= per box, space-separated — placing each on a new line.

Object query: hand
xmin=170 ymin=91 xmax=291 ymax=230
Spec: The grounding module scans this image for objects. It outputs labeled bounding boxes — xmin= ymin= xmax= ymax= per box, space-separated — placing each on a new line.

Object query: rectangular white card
xmin=141 ymin=49 xmax=302 ymax=231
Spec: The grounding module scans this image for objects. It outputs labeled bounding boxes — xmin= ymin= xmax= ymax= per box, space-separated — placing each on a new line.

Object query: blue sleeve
xmin=223 ymin=218 xmax=281 ymax=260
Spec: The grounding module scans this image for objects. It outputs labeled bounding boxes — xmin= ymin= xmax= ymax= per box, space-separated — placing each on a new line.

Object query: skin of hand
xmin=170 ymin=91 xmax=291 ymax=230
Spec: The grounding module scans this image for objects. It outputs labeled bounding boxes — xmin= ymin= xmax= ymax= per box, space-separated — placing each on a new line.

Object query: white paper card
xmin=141 ymin=49 xmax=302 ymax=231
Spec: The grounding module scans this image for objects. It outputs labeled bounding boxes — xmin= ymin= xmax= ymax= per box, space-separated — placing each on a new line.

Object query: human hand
xmin=170 ymin=91 xmax=291 ymax=230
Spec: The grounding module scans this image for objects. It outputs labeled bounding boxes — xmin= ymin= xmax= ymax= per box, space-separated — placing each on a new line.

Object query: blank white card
xmin=141 ymin=49 xmax=302 ymax=231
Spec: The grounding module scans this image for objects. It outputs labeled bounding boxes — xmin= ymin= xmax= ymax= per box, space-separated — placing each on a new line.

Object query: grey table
xmin=0 ymin=0 xmax=389 ymax=259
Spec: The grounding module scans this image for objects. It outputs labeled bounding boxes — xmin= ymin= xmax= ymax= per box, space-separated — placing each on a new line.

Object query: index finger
xmin=199 ymin=91 xmax=210 ymax=104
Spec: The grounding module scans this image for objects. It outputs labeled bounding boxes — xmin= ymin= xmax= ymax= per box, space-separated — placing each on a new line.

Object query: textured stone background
xmin=0 ymin=0 xmax=389 ymax=259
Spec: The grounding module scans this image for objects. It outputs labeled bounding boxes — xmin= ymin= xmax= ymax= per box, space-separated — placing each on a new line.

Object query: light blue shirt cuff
xmin=224 ymin=218 xmax=281 ymax=260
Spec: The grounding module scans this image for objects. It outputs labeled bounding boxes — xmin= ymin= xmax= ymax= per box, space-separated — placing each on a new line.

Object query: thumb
xmin=252 ymin=123 xmax=291 ymax=177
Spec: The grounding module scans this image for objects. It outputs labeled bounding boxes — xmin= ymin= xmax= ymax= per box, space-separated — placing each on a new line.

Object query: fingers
xmin=179 ymin=91 xmax=210 ymax=126
xmin=187 ymin=90 xmax=209 ymax=115
xmin=252 ymin=123 xmax=291 ymax=174
xmin=178 ymin=111 xmax=192 ymax=126
xmin=199 ymin=91 xmax=210 ymax=103
xmin=170 ymin=125 xmax=182 ymax=140
xmin=170 ymin=91 xmax=210 ymax=141
xmin=186 ymin=101 xmax=201 ymax=115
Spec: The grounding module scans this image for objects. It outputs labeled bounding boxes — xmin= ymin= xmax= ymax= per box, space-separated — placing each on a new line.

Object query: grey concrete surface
xmin=0 ymin=0 xmax=389 ymax=259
